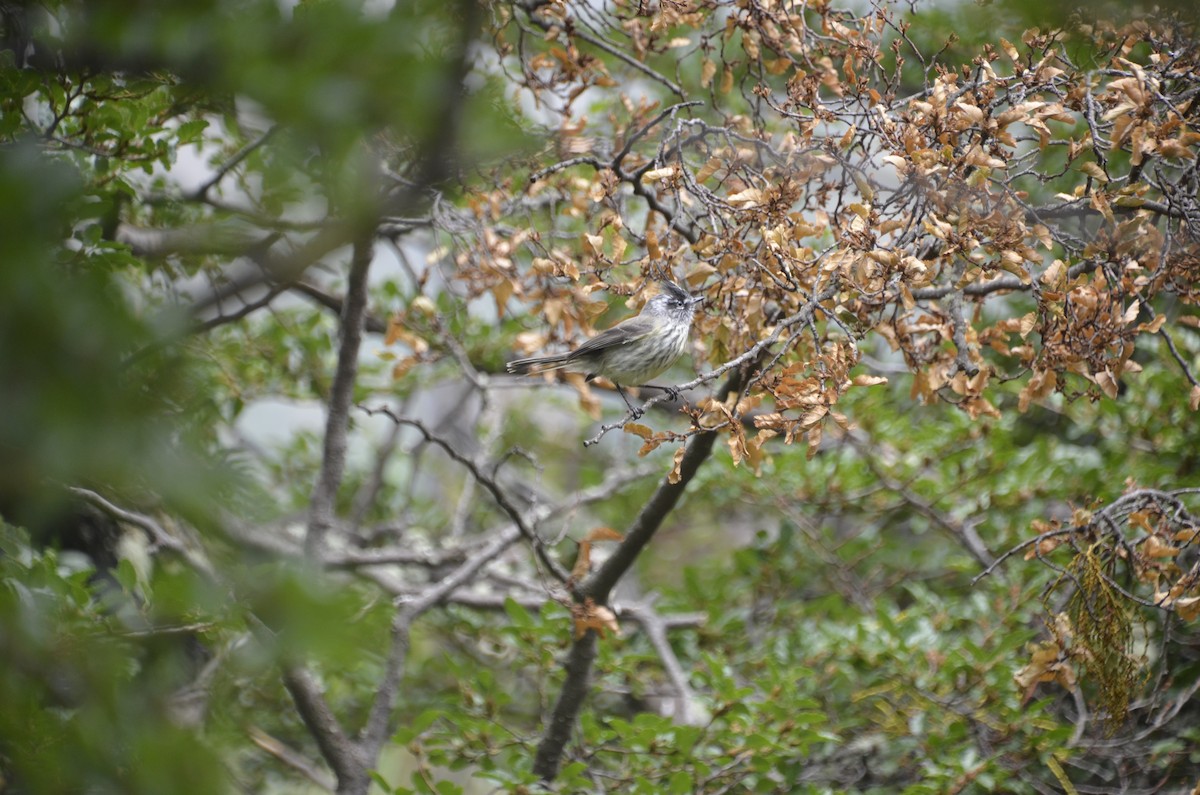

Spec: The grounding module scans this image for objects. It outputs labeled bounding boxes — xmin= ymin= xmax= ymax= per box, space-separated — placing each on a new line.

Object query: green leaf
xmin=176 ymin=118 xmax=209 ymax=144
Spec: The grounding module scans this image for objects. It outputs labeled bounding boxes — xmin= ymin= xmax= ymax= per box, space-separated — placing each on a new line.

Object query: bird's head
xmin=646 ymin=280 xmax=703 ymax=320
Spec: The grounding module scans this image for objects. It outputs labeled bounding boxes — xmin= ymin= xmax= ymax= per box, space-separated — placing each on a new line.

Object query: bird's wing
xmin=569 ymin=315 xmax=657 ymax=358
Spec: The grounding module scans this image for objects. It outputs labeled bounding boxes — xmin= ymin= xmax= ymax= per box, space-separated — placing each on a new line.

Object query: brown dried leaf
xmin=727 ymin=431 xmax=746 ymax=467
xmin=999 ymin=37 xmax=1021 ymax=65
xmin=557 ymin=373 xmax=600 ymax=419
xmin=1176 ymin=596 xmax=1200 ymax=622
xmin=623 ymin=423 xmax=654 ymax=439
xmin=492 ymin=280 xmax=514 ymax=318
xmin=1025 ymin=535 xmax=1063 ymax=559
xmin=571 ymin=541 xmax=592 ymax=580
xmin=643 ymin=166 xmax=677 ymax=182
xmin=727 ymin=187 xmax=765 ymax=207
xmin=385 ymin=315 xmax=405 ymax=346
xmin=637 ymin=437 xmax=666 ymax=456
xmin=1137 ymin=315 xmax=1166 ymax=334
xmin=1173 ymin=528 xmax=1199 ymax=544
xmin=1143 ymin=535 xmax=1180 ymax=559
xmin=1079 ymin=161 xmax=1109 ymax=182
xmin=1095 ymin=369 xmax=1120 ymax=400
xmin=601 ymin=238 xmax=621 ymax=267
xmin=1129 ymin=510 xmax=1154 ymax=534
xmin=583 ymin=232 xmax=604 ymax=256
xmin=736 ymin=393 xmax=764 ymax=414
xmin=391 ymin=356 xmax=420 ymax=380
xmin=1014 ymin=641 xmax=1076 ymax=702
xmin=573 ymin=599 xmax=620 ymax=639
xmin=695 ymin=156 xmax=722 ymax=183
xmin=668 ymin=444 xmax=686 ymax=485
xmin=585 ymin=526 xmax=624 ymax=543
xmin=1040 ymin=259 xmax=1066 ymax=290
xmin=806 ymin=423 xmax=823 ymax=460
xmin=1017 ymin=368 xmax=1057 ymax=413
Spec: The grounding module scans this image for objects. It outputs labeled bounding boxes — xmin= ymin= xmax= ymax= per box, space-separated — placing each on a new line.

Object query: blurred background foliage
xmin=2 ymin=0 xmax=1200 ymax=793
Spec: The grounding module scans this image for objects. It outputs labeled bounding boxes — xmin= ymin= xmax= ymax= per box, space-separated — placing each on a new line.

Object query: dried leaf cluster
xmin=428 ymin=2 xmax=1200 ymax=464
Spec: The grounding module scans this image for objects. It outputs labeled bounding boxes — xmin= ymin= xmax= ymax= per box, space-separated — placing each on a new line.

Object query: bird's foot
xmin=615 ymin=385 xmax=643 ymax=419
xmin=641 ymin=383 xmax=681 ymax=402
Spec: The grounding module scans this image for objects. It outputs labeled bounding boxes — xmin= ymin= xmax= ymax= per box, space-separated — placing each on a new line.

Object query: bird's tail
xmin=506 ymin=352 xmax=574 ymax=375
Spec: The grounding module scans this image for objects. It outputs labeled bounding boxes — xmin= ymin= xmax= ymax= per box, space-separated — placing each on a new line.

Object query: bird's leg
xmin=615 ymin=384 xmax=644 ymax=419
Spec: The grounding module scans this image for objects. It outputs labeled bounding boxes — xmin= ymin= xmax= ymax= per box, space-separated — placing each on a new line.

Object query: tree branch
xmin=114 ymin=221 xmax=277 ymax=259
xmin=625 ymin=599 xmax=705 ymax=724
xmin=360 ymin=408 xmax=571 ymax=584
xmin=531 ymin=629 xmax=598 ymax=780
xmin=584 ymin=420 xmax=724 ymax=603
xmin=190 ymin=126 xmax=279 ymax=201
xmin=248 ymin=725 xmax=337 ymax=792
xmin=531 ymin=366 xmax=745 ymax=781
xmin=521 ymin=3 xmax=686 ymax=98
xmin=291 ymin=280 xmax=388 ymax=334
xmin=359 ymin=523 xmax=525 ymax=756
xmin=281 ymin=666 xmax=369 ymax=793
xmin=305 ymin=238 xmax=374 ymax=558
xmin=67 ymin=486 xmax=217 ymax=580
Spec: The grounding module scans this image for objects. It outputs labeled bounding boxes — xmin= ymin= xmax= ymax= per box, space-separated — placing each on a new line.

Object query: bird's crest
xmin=658 ymin=280 xmax=693 ymax=303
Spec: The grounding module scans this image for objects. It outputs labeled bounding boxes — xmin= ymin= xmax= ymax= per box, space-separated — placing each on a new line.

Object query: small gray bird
xmin=506 ymin=281 xmax=703 ymax=417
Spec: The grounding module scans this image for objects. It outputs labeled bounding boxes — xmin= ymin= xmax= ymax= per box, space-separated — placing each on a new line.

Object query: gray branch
xmin=305 ymin=238 xmax=374 ymax=558
xmin=532 ymin=365 xmax=746 ymax=781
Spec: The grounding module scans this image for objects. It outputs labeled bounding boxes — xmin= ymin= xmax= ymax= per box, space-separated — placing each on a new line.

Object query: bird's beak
xmin=690 ymin=295 xmax=704 ymax=307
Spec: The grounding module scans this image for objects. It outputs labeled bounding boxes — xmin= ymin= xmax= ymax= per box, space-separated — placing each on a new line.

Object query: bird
xmin=506 ymin=280 xmax=703 ymax=418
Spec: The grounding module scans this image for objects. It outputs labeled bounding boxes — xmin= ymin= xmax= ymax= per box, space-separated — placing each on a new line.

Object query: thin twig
xmin=359 ymin=407 xmax=571 ymax=584
xmin=522 ymin=5 xmax=686 ymax=98
xmin=248 ymin=725 xmax=336 ymax=792
xmin=190 ymin=126 xmax=279 ymax=200
xmin=844 ymin=435 xmax=994 ymax=568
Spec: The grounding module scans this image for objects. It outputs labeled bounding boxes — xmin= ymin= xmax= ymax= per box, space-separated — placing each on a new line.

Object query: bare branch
xmin=248 ymin=725 xmax=336 ymax=792
xmin=281 ymin=666 xmax=370 ymax=793
xmin=190 ymin=126 xmax=279 ymax=201
xmin=531 ymin=629 xmax=598 ymax=780
xmin=843 ymin=435 xmax=994 ymax=568
xmin=189 ymin=221 xmax=358 ymax=317
xmin=624 ymin=599 xmax=704 ymax=724
xmin=359 ymin=407 xmax=572 ymax=584
xmin=290 ymin=279 xmax=389 ymax=335
xmin=306 ymin=238 xmax=374 ymax=558
xmin=114 ymin=221 xmax=276 ymax=259
xmin=358 ymin=523 xmax=525 ymax=755
xmin=976 ymin=488 xmax=1200 ymax=586
xmin=67 ymin=486 xmax=217 ymax=580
